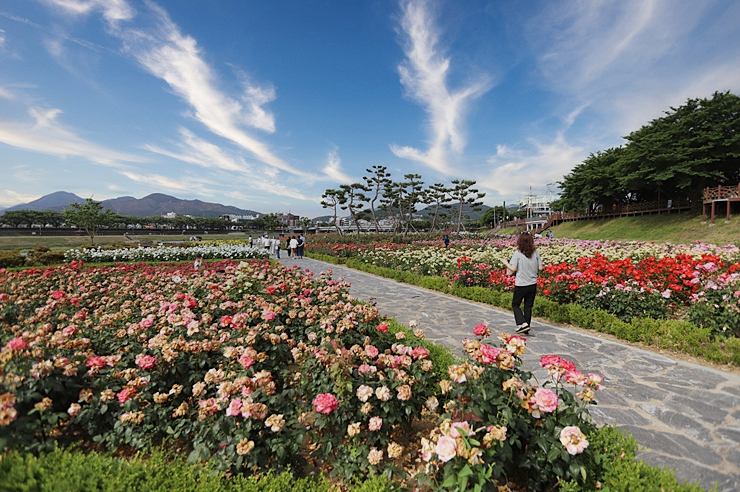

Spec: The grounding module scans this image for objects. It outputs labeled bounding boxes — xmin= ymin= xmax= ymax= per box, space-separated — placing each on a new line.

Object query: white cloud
xmin=39 ymin=0 xmax=135 ymax=24
xmin=143 ymin=129 xmax=312 ymax=202
xmin=0 ymin=190 xmax=41 ymax=208
xmin=391 ymin=0 xmax=492 ymax=173
xmin=322 ymin=149 xmax=354 ymax=183
xmin=119 ymin=170 xmax=215 ymax=194
xmin=528 ymin=0 xmax=740 ymax=135
xmin=0 ymin=107 xmax=146 ymax=167
xmin=480 ymin=133 xmax=585 ymax=201
xmin=144 ymin=127 xmax=252 ymax=174
xmin=113 ymin=2 xmax=307 ymax=176
xmin=0 ymin=86 xmax=13 ymax=100
xmin=0 ymin=29 xmax=6 ymax=50
xmin=36 ymin=0 xmax=307 ymax=178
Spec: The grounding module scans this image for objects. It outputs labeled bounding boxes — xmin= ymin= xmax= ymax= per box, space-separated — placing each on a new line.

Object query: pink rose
xmin=51 ymin=290 xmax=66 ymax=300
xmin=369 ymin=416 xmax=383 ymax=431
xmin=480 ymin=344 xmax=505 ymax=365
xmin=435 ymin=436 xmax=457 ymax=462
xmin=62 ymin=325 xmax=77 ymax=338
xmin=365 ymin=345 xmax=379 ymax=358
xmin=265 ymin=286 xmax=277 ymax=295
xmin=411 ymin=346 xmax=430 ymax=360
xmin=262 ymin=310 xmax=277 ymax=321
xmin=313 ymin=393 xmax=339 ymax=414
xmin=559 ymin=426 xmax=589 ymax=455
xmin=239 ymin=352 xmax=255 ymax=370
xmin=6 ymin=337 xmax=27 ymax=351
xmin=140 ymin=318 xmax=153 ymax=328
xmin=226 ymin=398 xmax=243 ymax=417
xmin=220 ymin=315 xmax=233 ymax=327
xmin=67 ymin=403 xmax=81 ymax=417
xmin=117 ymin=388 xmax=136 ymax=405
xmin=136 ymin=355 xmax=157 ymax=370
xmin=473 ymin=324 xmax=490 ymax=337
xmin=449 ymin=421 xmax=472 ymax=439
xmin=85 ymin=356 xmax=107 ymax=369
xmin=376 ymin=323 xmax=389 ymax=333
xmin=534 ymin=388 xmax=559 ymax=413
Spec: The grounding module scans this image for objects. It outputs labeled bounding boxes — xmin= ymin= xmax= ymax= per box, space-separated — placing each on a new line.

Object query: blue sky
xmin=1 ymin=0 xmax=739 ymax=217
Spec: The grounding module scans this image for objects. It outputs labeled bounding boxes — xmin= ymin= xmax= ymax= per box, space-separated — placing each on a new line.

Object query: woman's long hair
xmin=517 ymin=232 xmax=536 ymax=259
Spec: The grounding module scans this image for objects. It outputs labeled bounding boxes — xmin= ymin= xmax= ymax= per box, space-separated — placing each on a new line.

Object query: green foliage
xmin=0 ymin=250 xmax=25 ymax=269
xmin=559 ymin=91 xmax=740 ymax=210
xmin=0 ymin=447 xmax=337 ymax=492
xmin=63 ymin=198 xmax=116 ymax=244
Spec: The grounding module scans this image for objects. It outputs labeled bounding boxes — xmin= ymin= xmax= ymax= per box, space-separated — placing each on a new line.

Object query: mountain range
xmin=3 ymin=191 xmax=262 ymax=218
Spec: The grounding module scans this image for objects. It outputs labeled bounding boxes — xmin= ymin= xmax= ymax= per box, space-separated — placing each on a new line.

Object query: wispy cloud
xmin=113 ymin=1 xmax=306 ymax=176
xmin=0 ymin=107 xmax=146 ymax=167
xmin=480 ymin=133 xmax=585 ymax=200
xmin=322 ymin=148 xmax=354 ymax=183
xmin=144 ymin=128 xmax=312 ymax=201
xmin=0 ymin=86 xmax=13 ymax=100
xmin=0 ymin=29 xmax=6 ymax=50
xmin=391 ymin=0 xmax=492 ymax=173
xmin=119 ymin=170 xmax=215 ymax=194
xmin=36 ymin=0 xmax=309 ymax=178
xmin=39 ymin=0 xmax=135 ymax=24
xmin=528 ymin=0 xmax=740 ymax=134
xmin=144 ymin=127 xmax=253 ymax=174
xmin=0 ymin=190 xmax=40 ymax=208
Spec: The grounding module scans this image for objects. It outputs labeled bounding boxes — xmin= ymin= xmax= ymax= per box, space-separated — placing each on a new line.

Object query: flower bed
xmin=309 ymin=235 xmax=740 ymax=337
xmin=0 ymin=259 xmax=634 ymax=489
xmin=64 ymin=243 xmax=268 ymax=263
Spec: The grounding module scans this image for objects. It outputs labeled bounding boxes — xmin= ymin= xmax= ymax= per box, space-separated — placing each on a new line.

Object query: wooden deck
xmin=703 ymin=184 xmax=740 ymax=223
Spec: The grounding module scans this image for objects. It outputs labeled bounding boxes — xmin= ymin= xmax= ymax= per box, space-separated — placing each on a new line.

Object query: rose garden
xmin=1 ymin=234 xmax=734 ymax=490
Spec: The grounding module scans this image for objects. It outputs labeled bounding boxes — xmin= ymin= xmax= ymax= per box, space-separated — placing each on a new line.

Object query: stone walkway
xmin=278 ymin=256 xmax=740 ymax=491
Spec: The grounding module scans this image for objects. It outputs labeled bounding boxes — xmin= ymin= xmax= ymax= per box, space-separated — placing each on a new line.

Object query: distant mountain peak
xmin=2 ymin=191 xmax=262 ymax=219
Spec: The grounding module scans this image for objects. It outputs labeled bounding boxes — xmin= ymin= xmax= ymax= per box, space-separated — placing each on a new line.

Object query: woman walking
xmin=501 ymin=232 xmax=543 ymax=334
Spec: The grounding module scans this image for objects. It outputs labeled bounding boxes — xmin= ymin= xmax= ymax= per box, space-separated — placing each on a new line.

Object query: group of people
xmin=248 ymin=234 xmax=305 ymax=259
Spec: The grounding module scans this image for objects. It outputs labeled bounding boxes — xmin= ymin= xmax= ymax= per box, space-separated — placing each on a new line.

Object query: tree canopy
xmin=559 ymin=91 xmax=740 ymax=211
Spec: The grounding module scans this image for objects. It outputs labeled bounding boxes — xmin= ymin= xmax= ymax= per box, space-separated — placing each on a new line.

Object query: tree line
xmin=0 ymin=199 xmax=236 ymax=242
xmin=557 ymin=91 xmax=740 ymax=213
xmin=322 ymin=167 xmax=486 ymax=235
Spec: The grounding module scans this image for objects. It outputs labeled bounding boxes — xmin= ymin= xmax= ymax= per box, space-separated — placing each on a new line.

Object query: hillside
xmin=4 ymin=191 xmax=84 ymax=212
xmin=4 ymin=191 xmax=261 ymax=218
xmin=549 ymin=212 xmax=740 ymax=246
xmin=100 ymin=193 xmax=260 ymax=218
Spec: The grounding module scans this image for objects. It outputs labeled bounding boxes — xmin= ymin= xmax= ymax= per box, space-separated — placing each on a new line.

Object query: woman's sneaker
xmin=516 ymin=325 xmax=531 ymax=335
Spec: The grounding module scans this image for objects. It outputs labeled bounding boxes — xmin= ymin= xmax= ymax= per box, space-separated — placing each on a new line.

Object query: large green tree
xmin=558 ymin=91 xmax=740 ymax=211
xmin=63 ymin=198 xmax=115 ymax=244
xmin=558 ymin=147 xmax=627 ymax=212
xmin=618 ymin=91 xmax=740 ymax=205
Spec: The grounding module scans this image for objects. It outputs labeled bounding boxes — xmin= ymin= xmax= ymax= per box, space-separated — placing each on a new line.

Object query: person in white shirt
xmin=501 ymin=232 xmax=543 ymax=335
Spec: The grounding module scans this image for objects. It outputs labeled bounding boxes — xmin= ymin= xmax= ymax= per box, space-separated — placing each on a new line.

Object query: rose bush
xmin=416 ymin=326 xmax=606 ymax=491
xmin=0 ymin=259 xmax=437 ymax=480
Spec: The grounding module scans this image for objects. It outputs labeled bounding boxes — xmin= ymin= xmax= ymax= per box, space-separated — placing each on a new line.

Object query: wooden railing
xmin=703 ymin=185 xmax=740 ymax=202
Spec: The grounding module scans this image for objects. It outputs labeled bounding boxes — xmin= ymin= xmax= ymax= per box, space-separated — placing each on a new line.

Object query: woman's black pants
xmin=512 ymin=284 xmax=537 ymax=327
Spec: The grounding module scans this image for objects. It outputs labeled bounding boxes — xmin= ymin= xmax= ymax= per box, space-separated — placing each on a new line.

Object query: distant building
xmin=275 ymin=213 xmax=299 ymax=227
xmin=162 ymin=212 xmax=178 ymax=219
xmin=519 ymin=187 xmax=556 ymax=231
xmin=219 ymin=213 xmax=261 ymax=222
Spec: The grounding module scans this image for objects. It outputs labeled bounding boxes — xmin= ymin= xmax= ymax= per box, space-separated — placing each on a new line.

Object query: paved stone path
xmin=278 ymin=256 xmax=740 ymax=491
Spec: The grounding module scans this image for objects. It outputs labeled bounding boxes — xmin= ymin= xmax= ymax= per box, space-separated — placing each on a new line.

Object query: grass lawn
xmin=550 ymin=211 xmax=740 ymax=245
xmin=0 ymin=232 xmax=254 ymax=251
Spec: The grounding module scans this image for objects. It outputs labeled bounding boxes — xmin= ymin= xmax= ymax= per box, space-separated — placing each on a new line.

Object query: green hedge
xmin=0 ymin=447 xmax=398 ymax=492
xmin=307 ymin=253 xmax=740 ymax=367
